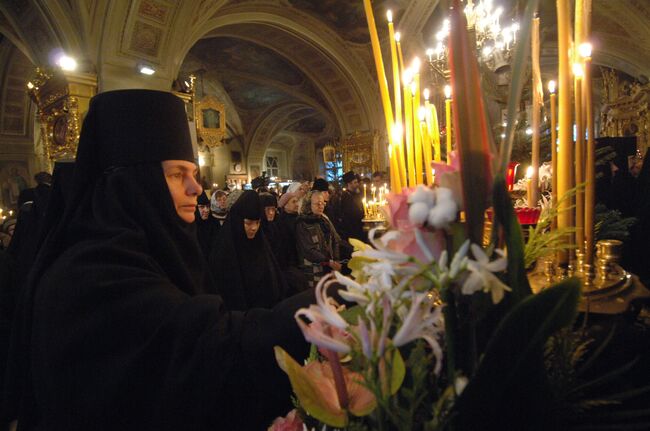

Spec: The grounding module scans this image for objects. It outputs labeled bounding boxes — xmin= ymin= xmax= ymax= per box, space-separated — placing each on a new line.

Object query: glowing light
xmin=547 ymin=80 xmax=556 ymax=94
xmin=395 ymin=32 xmax=401 ymax=42
xmin=444 ymin=85 xmax=452 ymax=99
xmin=418 ymin=107 xmax=427 ymax=122
xmin=386 ymin=10 xmax=393 ymax=23
xmin=139 ymin=64 xmax=156 ymax=75
xmin=526 ymin=166 xmax=534 ymax=179
xmin=423 ymin=88 xmax=430 ymax=100
xmin=198 ymin=155 xmax=206 ymax=166
xmin=57 ymin=55 xmax=77 ymax=71
xmin=579 ymin=42 xmax=593 ymax=58
xmin=27 ymin=82 xmax=34 ymax=89
xmin=572 ymin=62 xmax=584 ymax=78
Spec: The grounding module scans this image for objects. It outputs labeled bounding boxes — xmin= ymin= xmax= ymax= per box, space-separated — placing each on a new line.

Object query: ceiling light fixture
xmin=139 ymin=64 xmax=156 ymax=75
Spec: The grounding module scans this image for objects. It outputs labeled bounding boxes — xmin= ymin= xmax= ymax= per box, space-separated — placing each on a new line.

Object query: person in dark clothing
xmin=626 ymin=150 xmax=650 ymax=284
xmin=296 ymin=190 xmax=342 ymax=289
xmin=259 ymin=192 xmax=283 ymax=261
xmin=209 ymin=190 xmax=289 ymax=311
xmin=276 ymin=191 xmax=308 ymax=292
xmin=16 ymin=172 xmax=52 ymax=211
xmin=312 ymin=178 xmax=330 ymax=204
xmin=195 ymin=191 xmax=219 ymax=257
xmin=2 ymin=90 xmax=316 ymax=431
xmin=339 ymin=170 xmax=366 ymax=243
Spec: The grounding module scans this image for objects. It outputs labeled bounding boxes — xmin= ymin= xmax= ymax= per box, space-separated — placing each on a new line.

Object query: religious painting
xmin=0 ymin=161 xmax=30 ymax=209
xmin=194 ymin=95 xmax=226 ymax=148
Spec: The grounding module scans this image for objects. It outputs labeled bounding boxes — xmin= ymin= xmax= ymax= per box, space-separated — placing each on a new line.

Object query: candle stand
xmin=529 ymin=239 xmax=650 ymax=314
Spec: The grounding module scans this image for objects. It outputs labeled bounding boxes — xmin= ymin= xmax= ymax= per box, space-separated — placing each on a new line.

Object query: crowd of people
xmin=0 ymin=90 xmax=373 ymax=430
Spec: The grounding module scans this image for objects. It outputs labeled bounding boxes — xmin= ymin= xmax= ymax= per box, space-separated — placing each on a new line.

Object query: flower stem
xmin=322 ymin=329 xmax=349 ymax=410
xmin=441 ymin=287 xmax=458 ymax=384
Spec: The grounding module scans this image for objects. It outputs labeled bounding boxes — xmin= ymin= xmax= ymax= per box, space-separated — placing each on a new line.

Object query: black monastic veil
xmin=3 ymin=90 xmax=312 ymax=430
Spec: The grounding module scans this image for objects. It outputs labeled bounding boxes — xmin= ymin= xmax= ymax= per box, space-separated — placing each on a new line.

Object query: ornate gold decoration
xmin=341 ymin=130 xmax=379 ymax=177
xmin=27 ymin=67 xmax=97 ymax=161
xmin=600 ymin=67 xmax=650 ymax=152
xmin=194 ymin=94 xmax=226 ymax=148
xmin=322 ymin=141 xmax=337 ymax=163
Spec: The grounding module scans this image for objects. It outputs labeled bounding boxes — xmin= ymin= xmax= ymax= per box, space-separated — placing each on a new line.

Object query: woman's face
xmin=243 ymin=218 xmax=260 ymax=239
xmin=284 ymin=196 xmax=299 ymax=214
xmin=162 ymin=160 xmax=202 ymax=223
xmin=310 ymin=193 xmax=325 ymax=216
xmin=264 ymin=206 xmax=277 ymax=222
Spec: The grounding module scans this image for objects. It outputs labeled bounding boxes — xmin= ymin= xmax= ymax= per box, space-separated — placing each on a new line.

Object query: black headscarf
xmin=209 ymin=190 xmax=287 ymax=311
xmin=195 ymin=191 xmax=219 ymax=257
xmin=3 ymin=90 xmax=312 ymax=430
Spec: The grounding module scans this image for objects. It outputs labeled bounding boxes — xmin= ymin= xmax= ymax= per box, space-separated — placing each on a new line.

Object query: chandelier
xmin=427 ymin=0 xmax=520 ymax=76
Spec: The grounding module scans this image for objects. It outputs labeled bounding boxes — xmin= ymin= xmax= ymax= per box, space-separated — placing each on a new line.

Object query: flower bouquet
xmin=269 ymin=1 xmax=649 ymax=429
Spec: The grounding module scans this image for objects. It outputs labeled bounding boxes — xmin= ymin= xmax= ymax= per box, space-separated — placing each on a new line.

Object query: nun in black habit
xmin=2 ymin=90 xmax=316 ymax=431
xmin=208 ymin=190 xmax=289 ymax=311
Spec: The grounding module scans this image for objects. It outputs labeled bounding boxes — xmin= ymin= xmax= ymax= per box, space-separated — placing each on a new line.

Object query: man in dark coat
xmin=338 ymin=170 xmax=365 ymax=243
xmin=2 ymin=90 xmax=316 ymax=431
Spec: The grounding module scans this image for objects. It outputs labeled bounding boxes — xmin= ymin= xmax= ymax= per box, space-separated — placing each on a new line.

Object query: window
xmin=265 ymin=155 xmax=279 ymax=177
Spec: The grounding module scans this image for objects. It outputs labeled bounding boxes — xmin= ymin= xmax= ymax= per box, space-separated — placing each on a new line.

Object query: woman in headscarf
xmin=295 ymin=190 xmax=342 ymax=289
xmin=276 ymin=191 xmax=308 ymax=292
xmin=259 ymin=192 xmax=282 ymax=259
xmin=195 ymin=191 xmax=219 ymax=257
xmin=209 ymin=190 xmax=288 ymax=311
xmin=2 ymin=90 xmax=315 ymax=430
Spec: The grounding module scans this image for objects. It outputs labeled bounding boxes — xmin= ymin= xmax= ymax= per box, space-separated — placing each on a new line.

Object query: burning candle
xmin=556 ymin=0 xmax=574 ymax=266
xmin=444 ymin=85 xmax=452 ymax=164
xmin=548 ymin=79 xmax=558 ymax=230
xmin=582 ymin=42 xmax=595 ymax=267
xmin=574 ymin=61 xmax=585 ymax=257
xmin=387 ymin=11 xmax=405 ymax=190
xmin=531 ymin=16 xmax=542 ymax=209
xmin=362 ymin=0 xmax=394 ymax=131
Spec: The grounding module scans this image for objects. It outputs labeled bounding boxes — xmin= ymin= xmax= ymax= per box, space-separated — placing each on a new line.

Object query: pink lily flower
xmin=267 ymin=409 xmax=304 ymax=431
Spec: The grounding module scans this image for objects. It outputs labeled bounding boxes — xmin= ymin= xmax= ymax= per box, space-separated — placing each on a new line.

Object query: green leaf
xmin=447 ymin=0 xmax=493 ymax=245
xmin=453 ymin=279 xmax=581 ymax=430
xmin=492 ymin=174 xmax=532 ymax=303
xmin=389 ymin=348 xmax=406 ymax=395
xmin=497 ymin=0 xmax=541 ymax=174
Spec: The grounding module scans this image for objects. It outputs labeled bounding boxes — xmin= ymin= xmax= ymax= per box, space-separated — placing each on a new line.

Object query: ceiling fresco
xmin=189 ymin=37 xmax=305 ymax=86
xmin=287 ymin=0 xmax=408 ymax=44
xmin=286 ymin=115 xmax=327 ymax=134
xmin=218 ymin=75 xmax=291 ymax=111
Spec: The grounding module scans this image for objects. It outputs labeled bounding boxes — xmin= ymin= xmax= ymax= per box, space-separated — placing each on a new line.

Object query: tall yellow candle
xmin=548 ymin=80 xmax=558 ymax=231
xmin=531 ymin=17 xmax=542 ymax=208
xmin=419 ymin=107 xmax=433 ymax=185
xmin=389 ymin=143 xmax=400 ymax=193
xmin=574 ymin=64 xmax=585 ymax=257
xmin=387 ymin=13 xmax=405 ymax=189
xmin=403 ymin=73 xmax=416 ymax=186
xmin=556 ymin=0 xmax=573 ymax=266
xmin=582 ymin=43 xmax=595 ymax=267
xmin=444 ymin=85 xmax=452 ymax=165
xmin=396 ymin=33 xmax=405 ymax=76
xmin=430 ymin=103 xmax=441 ymax=163
xmin=412 ymin=63 xmax=423 ymax=184
xmin=362 ymin=0 xmax=394 ymax=136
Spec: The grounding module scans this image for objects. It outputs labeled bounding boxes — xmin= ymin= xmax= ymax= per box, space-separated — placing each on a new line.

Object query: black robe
xmin=209 ymin=191 xmax=288 ymax=311
xmin=3 ymin=90 xmax=311 ymax=431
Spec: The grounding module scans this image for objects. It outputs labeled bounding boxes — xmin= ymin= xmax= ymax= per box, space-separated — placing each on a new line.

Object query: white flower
xmin=353 ymin=228 xmax=410 ymax=264
xmin=392 ymin=291 xmax=445 ymax=374
xmin=462 ymin=244 xmax=512 ymax=304
xmin=409 ymin=201 xmax=430 ymax=226
xmin=294 ymin=276 xmax=352 ymax=353
xmin=407 ymin=185 xmax=435 ymax=206
xmin=427 ymin=199 xmax=458 ymax=229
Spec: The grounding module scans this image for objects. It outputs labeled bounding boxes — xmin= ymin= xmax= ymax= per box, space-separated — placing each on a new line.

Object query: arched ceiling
xmin=3 ymin=0 xmax=650 ymax=168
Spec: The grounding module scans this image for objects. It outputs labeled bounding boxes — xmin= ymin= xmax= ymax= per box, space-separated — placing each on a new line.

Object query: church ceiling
xmin=286 ymin=0 xmax=408 ymax=44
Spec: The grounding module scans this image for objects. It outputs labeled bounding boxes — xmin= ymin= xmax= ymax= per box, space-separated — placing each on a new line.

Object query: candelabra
xmin=426 ymin=0 xmax=519 ymax=81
